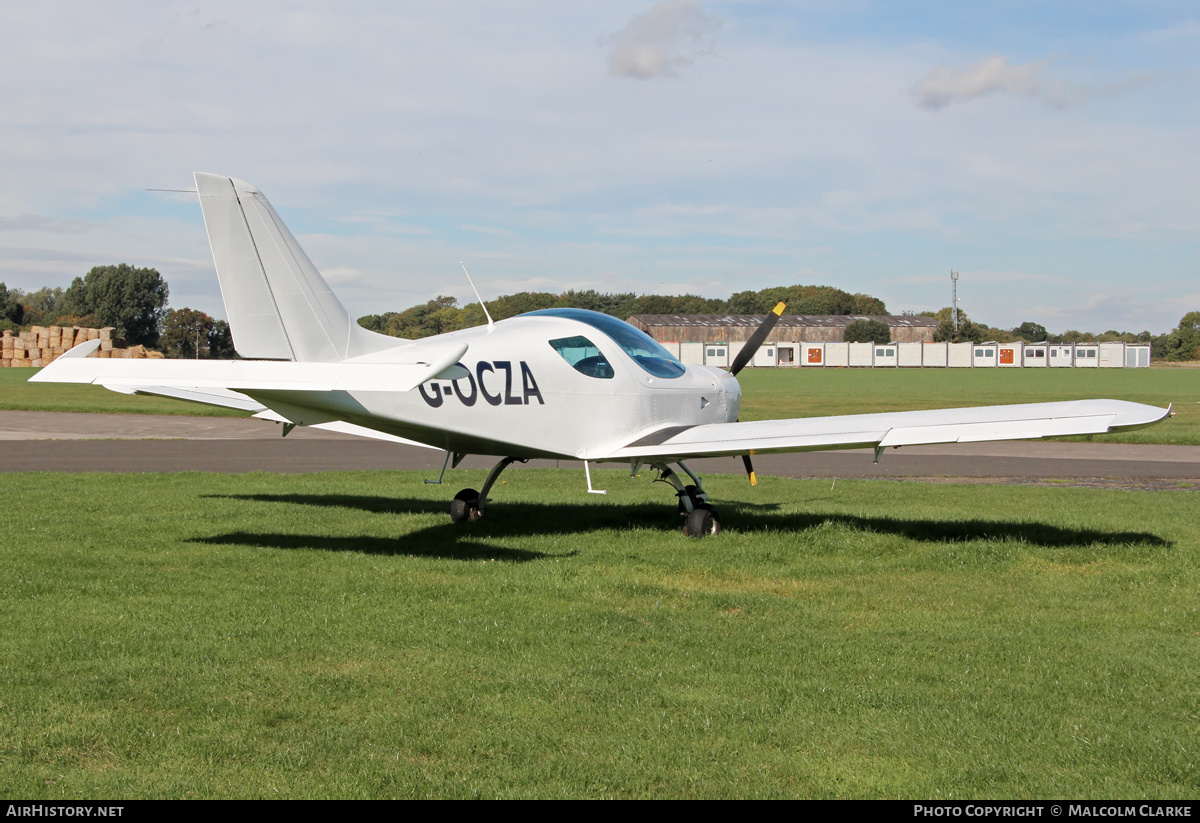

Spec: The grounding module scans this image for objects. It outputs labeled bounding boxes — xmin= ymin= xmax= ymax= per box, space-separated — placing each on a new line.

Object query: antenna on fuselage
xmin=460 ymin=262 xmax=494 ymax=330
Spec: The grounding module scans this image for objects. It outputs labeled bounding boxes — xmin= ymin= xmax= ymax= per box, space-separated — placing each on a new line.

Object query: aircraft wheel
xmin=684 ymin=505 xmax=721 ymax=538
xmin=450 ymin=488 xmax=480 ymax=523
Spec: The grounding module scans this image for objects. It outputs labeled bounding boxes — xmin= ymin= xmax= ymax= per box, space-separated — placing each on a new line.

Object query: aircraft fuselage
xmin=249 ymin=312 xmax=741 ymax=460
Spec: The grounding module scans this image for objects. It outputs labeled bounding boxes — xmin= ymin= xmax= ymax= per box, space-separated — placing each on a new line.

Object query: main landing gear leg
xmin=653 ymin=461 xmax=721 ymax=538
xmin=450 ymin=456 xmax=525 ymax=523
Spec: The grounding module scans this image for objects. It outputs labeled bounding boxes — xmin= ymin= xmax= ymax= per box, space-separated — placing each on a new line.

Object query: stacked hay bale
xmin=1 ymin=326 xmax=165 ymax=367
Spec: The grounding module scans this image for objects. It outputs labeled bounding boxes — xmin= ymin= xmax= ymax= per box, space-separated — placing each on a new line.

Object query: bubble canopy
xmin=525 ymin=308 xmax=686 ymax=379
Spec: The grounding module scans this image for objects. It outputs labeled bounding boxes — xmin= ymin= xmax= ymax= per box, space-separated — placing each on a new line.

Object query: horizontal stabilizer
xmin=30 ymin=339 xmax=468 ymax=395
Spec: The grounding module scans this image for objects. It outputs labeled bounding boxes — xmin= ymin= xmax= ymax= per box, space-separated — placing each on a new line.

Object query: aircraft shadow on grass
xmin=193 ymin=493 xmax=1170 ymax=559
xmin=188 ymin=529 xmax=557 ymax=562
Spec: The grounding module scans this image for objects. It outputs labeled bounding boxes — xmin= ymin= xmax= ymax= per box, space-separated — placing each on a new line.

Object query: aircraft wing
xmin=597 ymin=399 xmax=1171 ymax=462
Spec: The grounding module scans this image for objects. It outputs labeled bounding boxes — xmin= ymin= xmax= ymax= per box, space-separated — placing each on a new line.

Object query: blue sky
xmin=1 ymin=1 xmax=1196 ymax=333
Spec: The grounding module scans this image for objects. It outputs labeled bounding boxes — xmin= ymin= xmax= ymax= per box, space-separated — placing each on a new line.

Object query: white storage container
xmin=897 ymin=342 xmax=923 ymax=367
xmin=1023 ymin=343 xmax=1048 ymax=367
xmin=947 ymin=343 xmax=973 ymax=368
xmin=679 ymin=342 xmax=705 ymax=365
xmin=997 ymin=342 xmax=1022 ymax=368
xmin=922 ymin=342 xmax=948 ymax=367
xmin=1048 ymin=345 xmax=1074 ymax=367
xmin=1099 ymin=342 xmax=1125 ymax=368
xmin=824 ymin=342 xmax=849 ymax=367
xmin=801 ymin=342 xmax=825 ymax=367
xmin=704 ymin=343 xmax=730 ymax=368
xmin=972 ymin=343 xmax=998 ymax=367
xmin=752 ymin=342 xmax=778 ymax=368
xmin=1125 ymin=345 xmax=1150 ymax=368
xmin=848 ymin=343 xmax=874 ymax=367
xmin=1074 ymin=345 xmax=1099 ymax=367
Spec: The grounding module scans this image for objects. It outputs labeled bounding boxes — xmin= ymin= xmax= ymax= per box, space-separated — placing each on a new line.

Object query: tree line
xmin=358 ymin=287 xmax=1200 ymax=360
xmin=3 ymin=267 xmax=1198 ymax=362
xmin=915 ymin=307 xmax=1200 ymax=362
xmin=357 ymin=285 xmax=889 ymax=340
xmin=1 ymin=265 xmax=233 ymax=359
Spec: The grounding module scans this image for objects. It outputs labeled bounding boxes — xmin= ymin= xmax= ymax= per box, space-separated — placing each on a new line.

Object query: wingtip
xmin=1106 ymin=400 xmax=1174 ymax=433
xmin=27 ymin=339 xmax=101 ymax=382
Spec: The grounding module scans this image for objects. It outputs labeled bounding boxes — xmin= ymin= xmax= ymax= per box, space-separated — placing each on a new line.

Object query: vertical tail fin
xmin=195 ymin=172 xmax=392 ymax=361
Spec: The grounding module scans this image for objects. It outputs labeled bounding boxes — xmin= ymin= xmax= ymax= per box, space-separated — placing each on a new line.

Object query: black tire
xmin=684 ymin=505 xmax=721 ymax=538
xmin=450 ymin=488 xmax=480 ymax=523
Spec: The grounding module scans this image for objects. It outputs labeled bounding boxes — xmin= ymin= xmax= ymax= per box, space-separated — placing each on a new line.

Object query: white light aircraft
xmin=32 ymin=173 xmax=1172 ymax=537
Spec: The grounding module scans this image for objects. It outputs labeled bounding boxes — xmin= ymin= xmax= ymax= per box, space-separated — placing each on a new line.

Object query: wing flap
xmin=129 ymin=386 xmax=267 ymax=412
xmin=250 ymin=409 xmax=440 ymax=448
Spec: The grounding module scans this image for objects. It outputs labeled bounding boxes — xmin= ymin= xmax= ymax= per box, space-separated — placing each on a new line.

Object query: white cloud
xmin=317 ymin=265 xmax=363 ymax=284
xmin=0 ymin=215 xmax=98 ymax=235
xmin=912 ymin=56 xmax=1057 ymax=110
xmin=461 ymin=224 xmax=520 ymax=238
xmin=462 ymin=251 xmax=529 ymax=260
xmin=1145 ymin=21 xmax=1200 ymax=41
xmin=1095 ymin=73 xmax=1155 ymax=100
xmin=606 ymin=0 xmax=721 ymax=80
xmin=1158 ymin=294 xmax=1200 ymax=324
xmin=336 ymin=216 xmax=432 ymax=236
xmin=912 ymin=56 xmax=1156 ymax=112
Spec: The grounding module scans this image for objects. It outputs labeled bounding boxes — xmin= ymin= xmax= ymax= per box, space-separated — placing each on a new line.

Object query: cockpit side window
xmin=528 ymin=308 xmax=686 ymax=379
xmin=549 ymin=335 xmax=614 ymax=379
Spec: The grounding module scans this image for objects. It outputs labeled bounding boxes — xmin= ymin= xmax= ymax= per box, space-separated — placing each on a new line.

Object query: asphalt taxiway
xmin=2 ymin=411 xmax=1196 ymax=488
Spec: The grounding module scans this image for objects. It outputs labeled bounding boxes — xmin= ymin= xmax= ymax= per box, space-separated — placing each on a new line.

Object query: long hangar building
xmin=625 ymin=314 xmax=1153 ymax=368
xmin=627 ymin=313 xmax=938 ymax=368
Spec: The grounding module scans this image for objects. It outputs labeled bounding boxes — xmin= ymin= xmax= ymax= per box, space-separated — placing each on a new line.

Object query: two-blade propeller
xmin=729 ymin=301 xmax=787 ymax=486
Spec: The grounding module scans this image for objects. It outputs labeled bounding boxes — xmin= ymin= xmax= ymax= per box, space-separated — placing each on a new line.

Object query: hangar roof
xmin=627 ymin=314 xmax=938 ymax=328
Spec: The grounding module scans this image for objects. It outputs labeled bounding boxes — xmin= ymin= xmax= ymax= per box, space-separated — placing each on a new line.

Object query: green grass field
xmin=3 ymin=365 xmax=1197 ymax=442
xmin=1 ymin=469 xmax=1196 ymax=798
xmin=737 ymin=368 xmax=1199 ymax=445
xmin=0 ymin=368 xmax=249 ymax=417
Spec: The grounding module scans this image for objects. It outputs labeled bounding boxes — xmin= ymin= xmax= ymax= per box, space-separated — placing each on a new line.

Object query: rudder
xmin=195 ymin=172 xmax=385 ymax=361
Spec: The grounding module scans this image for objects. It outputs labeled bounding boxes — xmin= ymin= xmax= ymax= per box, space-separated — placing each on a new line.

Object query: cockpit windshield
xmin=528 ymin=308 xmax=686 ymax=379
